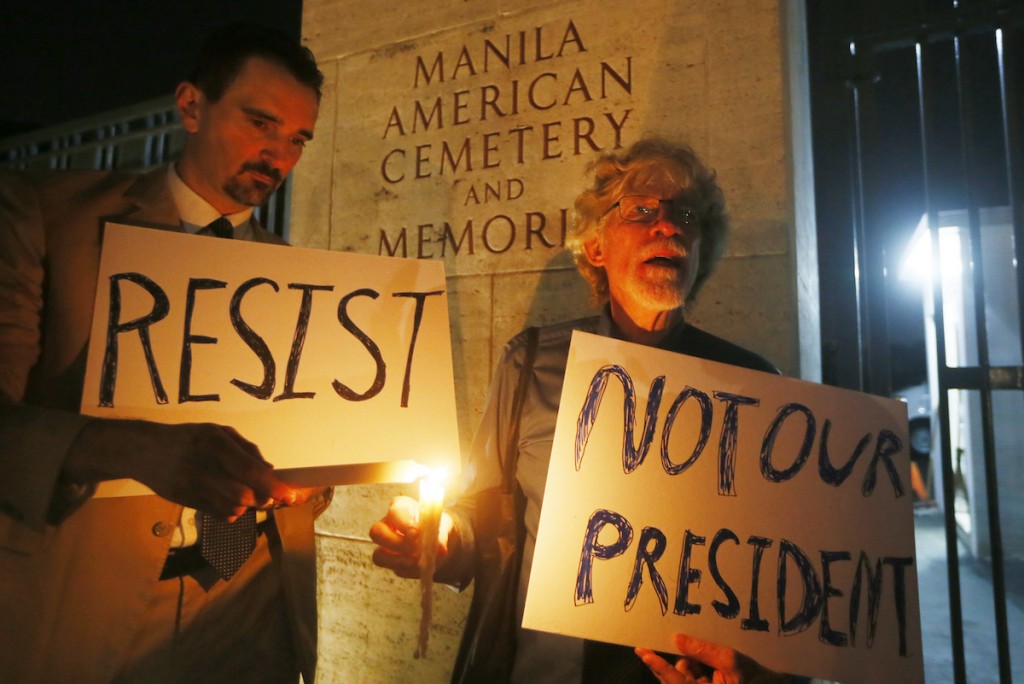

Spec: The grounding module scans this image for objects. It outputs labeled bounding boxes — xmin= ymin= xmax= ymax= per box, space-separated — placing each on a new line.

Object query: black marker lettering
xmin=819 ymin=419 xmax=872 ymax=486
xmin=99 ymin=272 xmax=170 ymax=407
xmin=709 ymin=528 xmax=741 ymax=619
xmin=778 ymin=538 xmax=823 ymax=635
xmin=229 ymin=277 xmax=279 ymax=400
xmin=661 ymin=386 xmax=712 ymax=476
xmin=626 ymin=526 xmax=669 ymax=615
xmin=576 ymin=509 xmax=633 ymax=606
xmin=274 ymin=283 xmax=333 ymax=401
xmin=575 ymin=364 xmax=664 ymax=473
xmin=713 ymin=391 xmax=760 ymax=495
xmin=820 ymin=550 xmax=852 ymax=646
xmin=179 ymin=278 xmax=226 ymax=403
xmin=673 ymin=530 xmax=706 ymax=616
xmin=391 ymin=290 xmax=444 ymax=407
xmin=332 ymin=288 xmax=386 ymax=401
xmin=742 ymin=535 xmax=773 ymax=631
xmin=760 ymin=403 xmax=815 ymax=483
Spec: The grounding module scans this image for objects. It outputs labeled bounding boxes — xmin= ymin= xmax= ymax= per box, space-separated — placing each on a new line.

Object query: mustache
xmin=240 ymin=161 xmax=283 ymax=185
xmin=640 ymin=239 xmax=688 ymax=261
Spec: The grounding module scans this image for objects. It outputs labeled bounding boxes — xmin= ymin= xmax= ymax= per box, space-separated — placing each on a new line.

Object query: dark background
xmin=0 ymin=1 xmax=303 ymax=135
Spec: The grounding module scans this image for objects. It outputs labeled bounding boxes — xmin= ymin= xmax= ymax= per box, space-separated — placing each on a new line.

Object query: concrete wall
xmin=291 ymin=1 xmax=818 ymax=680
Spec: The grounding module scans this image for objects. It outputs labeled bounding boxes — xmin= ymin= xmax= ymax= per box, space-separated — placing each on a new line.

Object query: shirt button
xmin=151 ymin=521 xmax=173 ymax=537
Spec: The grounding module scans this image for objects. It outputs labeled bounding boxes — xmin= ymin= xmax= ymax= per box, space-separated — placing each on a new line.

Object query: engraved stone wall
xmin=292 ymin=1 xmax=817 ymax=680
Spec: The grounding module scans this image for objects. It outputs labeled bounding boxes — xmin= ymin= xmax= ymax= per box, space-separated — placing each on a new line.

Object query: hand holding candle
xmin=414 ymin=470 xmax=445 ymax=658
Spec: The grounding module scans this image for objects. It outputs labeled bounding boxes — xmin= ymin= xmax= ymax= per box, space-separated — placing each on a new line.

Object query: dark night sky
xmin=0 ymin=1 xmax=303 ymax=134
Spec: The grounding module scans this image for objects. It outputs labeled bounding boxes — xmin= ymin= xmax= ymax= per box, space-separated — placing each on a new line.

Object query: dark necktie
xmin=199 ymin=510 xmax=258 ymax=580
xmin=196 ymin=215 xmax=255 ymax=580
xmin=205 ymin=216 xmax=234 ymax=239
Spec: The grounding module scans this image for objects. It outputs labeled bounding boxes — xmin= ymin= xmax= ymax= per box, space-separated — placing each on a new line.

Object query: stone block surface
xmin=291 ymin=0 xmax=808 ymax=678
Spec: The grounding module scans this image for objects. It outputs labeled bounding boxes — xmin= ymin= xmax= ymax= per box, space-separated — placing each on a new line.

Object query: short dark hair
xmin=189 ymin=23 xmax=324 ymax=102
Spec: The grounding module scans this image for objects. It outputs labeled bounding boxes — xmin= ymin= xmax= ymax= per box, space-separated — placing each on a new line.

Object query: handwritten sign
xmin=81 ymin=223 xmax=460 ymax=495
xmin=522 ymin=332 xmax=923 ymax=683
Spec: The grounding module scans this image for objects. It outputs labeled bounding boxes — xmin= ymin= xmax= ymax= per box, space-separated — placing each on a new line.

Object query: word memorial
xmin=523 ymin=332 xmax=924 ymax=684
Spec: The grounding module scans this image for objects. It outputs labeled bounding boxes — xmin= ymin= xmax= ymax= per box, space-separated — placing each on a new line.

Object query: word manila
xmin=97 ymin=271 xmax=443 ymax=409
xmin=571 ymin=363 xmax=913 ymax=655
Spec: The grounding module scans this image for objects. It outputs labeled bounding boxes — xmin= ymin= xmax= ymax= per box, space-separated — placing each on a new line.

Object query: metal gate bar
xmin=952 ymin=31 xmax=1012 ymax=684
xmin=848 ymin=3 xmax=1023 ymax=681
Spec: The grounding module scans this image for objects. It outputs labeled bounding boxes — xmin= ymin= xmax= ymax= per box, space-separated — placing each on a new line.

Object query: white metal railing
xmin=0 ymin=96 xmax=181 ymax=172
xmin=0 ymin=96 xmax=289 ymax=237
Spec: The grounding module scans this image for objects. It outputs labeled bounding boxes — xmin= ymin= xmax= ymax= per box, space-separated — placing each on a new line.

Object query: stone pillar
xmin=291 ymin=1 xmax=818 ymax=681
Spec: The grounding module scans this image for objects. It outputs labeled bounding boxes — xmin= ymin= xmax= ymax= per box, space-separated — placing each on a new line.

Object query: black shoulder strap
xmin=502 ymin=326 xmax=539 ymax=494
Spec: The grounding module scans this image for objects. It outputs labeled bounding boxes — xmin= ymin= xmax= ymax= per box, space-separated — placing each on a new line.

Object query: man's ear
xmin=175 ymin=82 xmax=203 ymax=134
xmin=582 ymin=236 xmax=605 ymax=267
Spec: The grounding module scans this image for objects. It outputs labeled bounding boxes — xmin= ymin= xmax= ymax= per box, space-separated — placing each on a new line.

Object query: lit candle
xmin=414 ymin=470 xmax=445 ymax=658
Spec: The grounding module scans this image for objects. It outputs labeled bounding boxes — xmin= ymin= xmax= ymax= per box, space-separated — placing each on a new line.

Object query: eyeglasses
xmin=604 ymin=195 xmax=700 ymax=227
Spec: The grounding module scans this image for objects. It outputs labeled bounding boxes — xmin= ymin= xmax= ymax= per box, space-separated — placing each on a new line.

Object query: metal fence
xmin=842 ymin=3 xmax=1023 ymax=682
xmin=0 ymin=95 xmax=290 ymax=237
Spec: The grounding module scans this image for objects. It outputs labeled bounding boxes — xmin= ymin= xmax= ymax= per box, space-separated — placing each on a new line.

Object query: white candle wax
xmin=415 ymin=475 xmax=445 ymax=658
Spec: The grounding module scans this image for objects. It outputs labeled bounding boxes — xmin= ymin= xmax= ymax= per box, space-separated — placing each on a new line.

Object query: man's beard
xmin=633 ymin=279 xmax=687 ymax=311
xmin=632 ymin=262 xmax=690 ymax=311
xmin=223 ymin=161 xmax=283 ymax=207
xmin=631 ymin=239 xmax=695 ymax=311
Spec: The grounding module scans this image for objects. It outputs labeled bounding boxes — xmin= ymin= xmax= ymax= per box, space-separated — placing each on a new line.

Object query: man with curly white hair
xmin=373 ymin=138 xmax=793 ymax=683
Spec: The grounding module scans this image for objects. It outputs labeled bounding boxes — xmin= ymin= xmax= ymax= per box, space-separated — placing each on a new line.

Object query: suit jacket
xmin=0 ymin=167 xmax=319 ymax=683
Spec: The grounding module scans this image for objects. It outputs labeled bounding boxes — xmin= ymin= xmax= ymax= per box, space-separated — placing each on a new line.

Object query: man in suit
xmin=0 ymin=24 xmax=328 ymax=683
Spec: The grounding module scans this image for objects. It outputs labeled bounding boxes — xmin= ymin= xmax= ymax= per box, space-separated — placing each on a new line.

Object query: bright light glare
xmin=899 ymin=215 xmax=963 ymax=283
xmin=418 ymin=476 xmax=445 ymax=506
xmin=395 ymin=461 xmax=453 ymax=489
xmin=408 ymin=462 xmax=450 ymax=488
xmin=899 ymin=219 xmax=931 ymax=282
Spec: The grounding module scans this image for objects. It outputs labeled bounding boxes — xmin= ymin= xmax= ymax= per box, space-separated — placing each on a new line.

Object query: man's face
xmin=176 ymin=56 xmax=319 ymax=214
xmin=584 ymin=179 xmax=702 ymax=324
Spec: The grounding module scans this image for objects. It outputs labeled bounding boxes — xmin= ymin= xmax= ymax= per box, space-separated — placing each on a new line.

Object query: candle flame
xmin=400 ymin=461 xmax=450 ymax=486
xmin=418 ymin=477 xmax=445 ymax=506
xmin=411 ymin=464 xmax=449 ymax=496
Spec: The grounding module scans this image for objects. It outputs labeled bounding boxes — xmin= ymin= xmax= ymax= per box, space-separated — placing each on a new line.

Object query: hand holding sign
xmin=523 ymin=332 xmax=923 ymax=683
xmin=635 ymin=633 xmax=787 ymax=684
xmin=82 ymin=224 xmax=461 ymax=495
xmin=67 ymin=418 xmax=306 ymax=519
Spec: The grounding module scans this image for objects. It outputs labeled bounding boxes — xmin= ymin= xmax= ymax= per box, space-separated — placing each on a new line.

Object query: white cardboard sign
xmin=81 ymin=223 xmax=460 ymax=495
xmin=523 ymin=332 xmax=923 ymax=683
